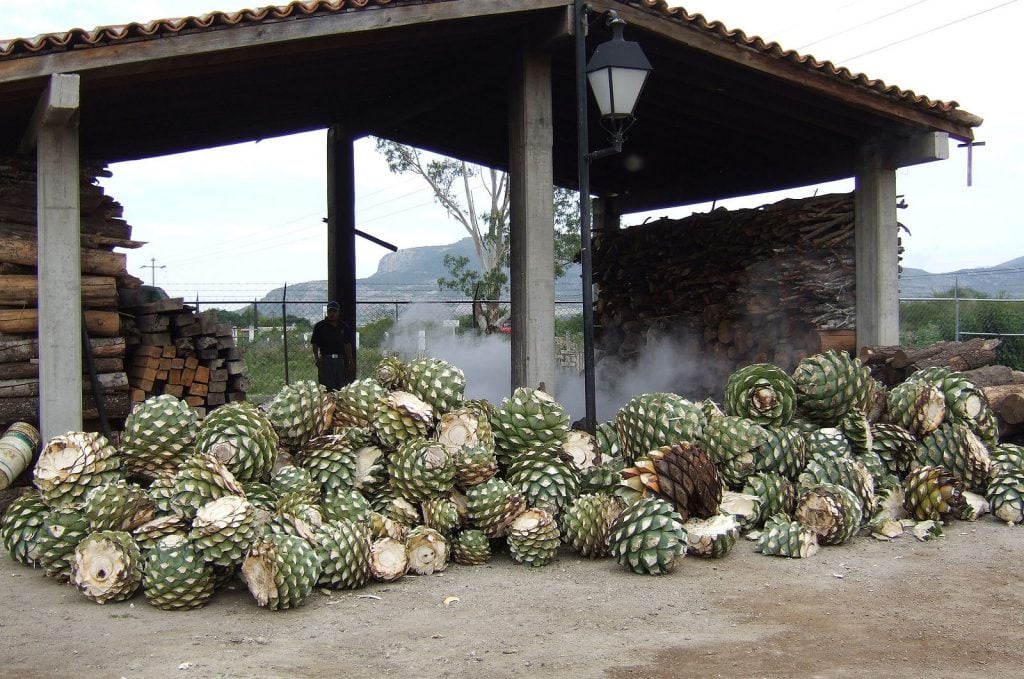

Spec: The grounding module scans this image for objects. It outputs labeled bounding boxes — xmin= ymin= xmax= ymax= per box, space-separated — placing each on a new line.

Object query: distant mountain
xmin=900 ymin=256 xmax=1024 ymax=297
xmin=256 ymin=239 xmax=1022 ymax=323
xmin=362 ymin=237 xmax=582 ymax=298
xmin=256 ymin=237 xmax=583 ymax=320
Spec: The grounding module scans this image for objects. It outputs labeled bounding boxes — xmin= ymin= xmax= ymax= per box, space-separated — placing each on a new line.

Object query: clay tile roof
xmin=0 ymin=1 xmax=392 ymax=58
xmin=639 ymin=1 xmax=979 ymax=126
xmin=0 ymin=0 xmax=981 ymax=128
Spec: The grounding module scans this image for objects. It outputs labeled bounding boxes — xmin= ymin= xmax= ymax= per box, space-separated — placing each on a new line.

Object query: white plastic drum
xmin=0 ymin=422 xmax=41 ymax=490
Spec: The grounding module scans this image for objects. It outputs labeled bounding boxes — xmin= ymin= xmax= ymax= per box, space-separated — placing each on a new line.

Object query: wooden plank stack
xmin=123 ymin=298 xmax=248 ymax=417
xmin=0 ymin=158 xmax=141 ymax=429
xmin=593 ymin=192 xmax=863 ymax=393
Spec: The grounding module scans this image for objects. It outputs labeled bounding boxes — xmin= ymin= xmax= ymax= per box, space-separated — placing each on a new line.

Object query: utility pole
xmin=141 ymin=257 xmax=165 ymax=286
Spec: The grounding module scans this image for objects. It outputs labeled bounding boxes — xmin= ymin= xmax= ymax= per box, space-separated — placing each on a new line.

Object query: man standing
xmin=310 ymin=301 xmax=354 ymax=391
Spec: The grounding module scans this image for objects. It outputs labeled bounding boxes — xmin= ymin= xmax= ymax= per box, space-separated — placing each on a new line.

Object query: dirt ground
xmin=1 ymin=518 xmax=1022 ymax=679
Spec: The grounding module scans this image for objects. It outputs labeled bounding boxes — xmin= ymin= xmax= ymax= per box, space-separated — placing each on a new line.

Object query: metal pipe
xmin=282 ymin=282 xmax=290 ymax=385
xmin=575 ymin=0 xmax=598 ymax=435
xmin=81 ymin=313 xmax=111 ymax=440
xmin=954 ymin=275 xmax=961 ymax=341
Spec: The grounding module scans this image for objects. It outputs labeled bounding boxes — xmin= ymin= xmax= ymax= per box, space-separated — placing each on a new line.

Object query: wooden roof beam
xmin=0 ymin=1 xmax=569 ymax=85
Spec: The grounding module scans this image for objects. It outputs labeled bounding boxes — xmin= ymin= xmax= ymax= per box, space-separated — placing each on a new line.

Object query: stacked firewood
xmin=593 ymin=193 xmax=859 ymax=388
xmin=0 ymin=337 xmax=130 ymax=424
xmin=123 ymin=297 xmax=248 ymax=416
xmin=861 ymin=337 xmax=1024 ymax=441
xmin=860 ymin=338 xmax=1003 ymax=385
xmin=0 ymin=158 xmax=140 ymax=428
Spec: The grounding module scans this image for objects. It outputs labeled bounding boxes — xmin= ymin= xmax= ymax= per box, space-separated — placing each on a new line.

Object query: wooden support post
xmin=23 ymin=74 xmax=83 ymax=438
xmin=327 ymin=125 xmax=357 ymax=384
xmin=508 ymin=45 xmax=556 ymax=393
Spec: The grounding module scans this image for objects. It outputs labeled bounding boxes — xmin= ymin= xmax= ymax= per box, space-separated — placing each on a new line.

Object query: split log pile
xmin=0 ymin=337 xmax=129 ymax=424
xmin=861 ymin=337 xmax=1024 ymax=441
xmin=859 ymin=337 xmax=1003 ymax=386
xmin=593 ymin=193 xmax=861 ymax=389
xmin=0 ymin=158 xmax=141 ymax=428
xmin=122 ymin=297 xmax=248 ymax=417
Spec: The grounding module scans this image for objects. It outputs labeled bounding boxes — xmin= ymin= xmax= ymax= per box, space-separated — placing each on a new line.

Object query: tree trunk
xmin=0 ymin=337 xmax=125 ymax=364
xmin=0 ymin=371 xmax=128 ymax=398
xmin=982 ymin=384 xmax=1024 ymax=425
xmin=858 ymin=345 xmax=902 ymax=366
xmin=0 ymin=392 xmax=130 ymax=421
xmin=0 ymin=309 xmax=120 ymax=337
xmin=893 ymin=338 xmax=1000 ymax=372
xmin=962 ymin=365 xmax=1024 ymax=388
xmin=0 ymin=274 xmax=118 ymax=307
xmin=0 ymin=233 xmax=127 ymax=276
xmin=0 ymin=358 xmax=123 ymax=380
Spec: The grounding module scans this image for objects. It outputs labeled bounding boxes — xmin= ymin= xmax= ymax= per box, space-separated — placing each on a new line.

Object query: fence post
xmin=282 ymin=283 xmax=289 ymax=386
xmin=394 ymin=302 xmax=399 ymax=323
xmin=249 ymin=297 xmax=256 ymax=341
xmin=955 ymin=275 xmax=961 ymax=341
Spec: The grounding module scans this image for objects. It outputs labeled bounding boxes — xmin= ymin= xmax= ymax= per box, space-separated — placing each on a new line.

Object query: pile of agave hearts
xmin=2 ymin=350 xmax=1023 ymax=611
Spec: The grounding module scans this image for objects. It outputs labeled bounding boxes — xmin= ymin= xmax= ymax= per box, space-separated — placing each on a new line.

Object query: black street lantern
xmin=585 ymin=13 xmax=653 ymax=153
xmin=575 ymin=3 xmax=652 ymax=439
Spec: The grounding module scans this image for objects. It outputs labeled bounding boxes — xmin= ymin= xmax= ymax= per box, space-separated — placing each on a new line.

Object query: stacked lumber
xmin=0 ymin=158 xmax=140 ymax=429
xmin=123 ymin=297 xmax=248 ymax=417
xmin=860 ymin=338 xmax=1024 ymax=441
xmin=593 ymin=193 xmax=861 ymax=389
xmin=0 ymin=337 xmax=130 ymax=424
xmin=0 ymin=158 xmax=144 ymax=290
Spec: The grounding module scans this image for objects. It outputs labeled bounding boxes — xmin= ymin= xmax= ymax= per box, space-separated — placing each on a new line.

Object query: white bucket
xmin=0 ymin=422 xmax=40 ymax=490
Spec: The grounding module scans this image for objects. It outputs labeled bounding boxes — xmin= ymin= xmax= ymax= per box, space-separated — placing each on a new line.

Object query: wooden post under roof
xmin=508 ymin=43 xmax=556 ymax=393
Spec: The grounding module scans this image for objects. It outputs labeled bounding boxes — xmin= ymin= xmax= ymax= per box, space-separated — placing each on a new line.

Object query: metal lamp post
xmin=575 ymin=2 xmax=652 ymax=433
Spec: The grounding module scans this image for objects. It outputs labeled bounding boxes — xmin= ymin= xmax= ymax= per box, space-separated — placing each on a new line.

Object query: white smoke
xmin=382 ymin=305 xmax=727 ymax=423
xmin=555 ymin=332 xmax=730 ymax=424
xmin=382 ymin=304 xmax=510 ymax=404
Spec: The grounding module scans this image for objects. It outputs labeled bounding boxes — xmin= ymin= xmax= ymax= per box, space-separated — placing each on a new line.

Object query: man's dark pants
xmin=318 ymin=356 xmax=345 ymax=391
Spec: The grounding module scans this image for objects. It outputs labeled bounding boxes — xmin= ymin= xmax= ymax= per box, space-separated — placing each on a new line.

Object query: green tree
xmin=204 ymin=307 xmax=251 ymax=327
xmin=374 ymin=138 xmax=581 ymax=304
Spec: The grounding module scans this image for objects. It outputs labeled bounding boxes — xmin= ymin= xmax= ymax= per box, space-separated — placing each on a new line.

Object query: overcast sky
xmin=2 ymin=0 xmax=1021 ymax=302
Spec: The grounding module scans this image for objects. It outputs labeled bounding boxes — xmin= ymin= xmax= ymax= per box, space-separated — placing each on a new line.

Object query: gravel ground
xmin=2 ymin=518 xmax=1022 ymax=679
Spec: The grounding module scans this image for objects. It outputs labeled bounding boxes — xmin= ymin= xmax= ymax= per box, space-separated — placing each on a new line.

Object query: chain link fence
xmin=899 ymin=270 xmax=1024 ymax=369
xmin=193 ymin=298 xmax=583 ymax=402
xmin=192 ymin=268 xmax=1024 ymax=402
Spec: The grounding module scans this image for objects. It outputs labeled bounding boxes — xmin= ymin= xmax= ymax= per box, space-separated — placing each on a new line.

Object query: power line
xmin=841 ymin=0 xmax=1019 ymax=61
xmin=159 ymin=185 xmax=439 ymax=268
xmin=795 ymin=0 xmax=932 ymax=51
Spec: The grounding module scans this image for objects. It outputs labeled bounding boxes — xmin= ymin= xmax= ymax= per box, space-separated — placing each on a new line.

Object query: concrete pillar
xmin=28 ymin=74 xmax=83 ymax=439
xmin=854 ymin=144 xmax=900 ymax=349
xmin=508 ymin=45 xmax=556 ymax=393
xmin=326 ymin=126 xmax=357 ymax=383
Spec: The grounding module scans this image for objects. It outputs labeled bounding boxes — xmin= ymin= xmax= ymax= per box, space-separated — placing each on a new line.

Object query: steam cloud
xmin=383 ymin=304 xmax=729 ymax=423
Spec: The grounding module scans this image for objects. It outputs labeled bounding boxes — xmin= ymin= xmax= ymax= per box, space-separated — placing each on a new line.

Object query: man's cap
xmin=326 ymin=301 xmax=340 ymax=311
